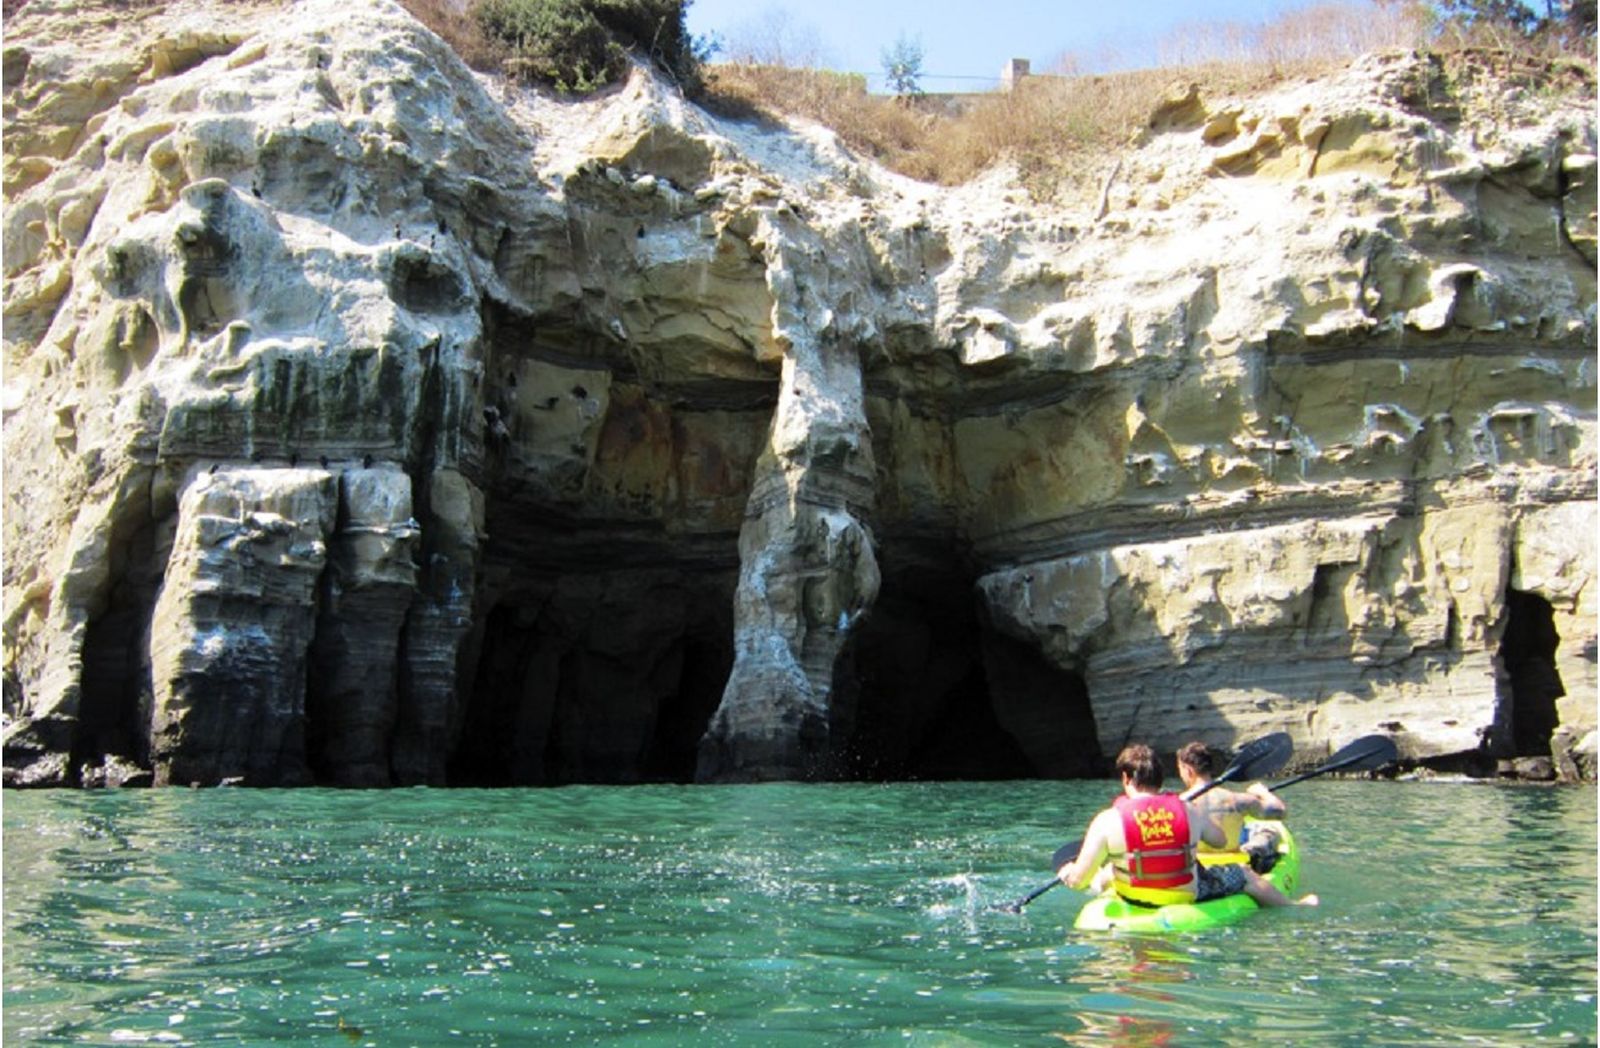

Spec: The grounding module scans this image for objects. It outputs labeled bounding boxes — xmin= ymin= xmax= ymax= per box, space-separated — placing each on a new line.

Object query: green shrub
xmin=473 ymin=0 xmax=700 ymax=94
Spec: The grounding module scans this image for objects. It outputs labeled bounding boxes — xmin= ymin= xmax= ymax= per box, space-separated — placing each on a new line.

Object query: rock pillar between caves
xmin=696 ymin=230 xmax=881 ymax=782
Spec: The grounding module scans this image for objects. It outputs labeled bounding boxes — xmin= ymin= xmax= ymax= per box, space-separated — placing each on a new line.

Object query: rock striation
xmin=3 ymin=0 xmax=1595 ymax=786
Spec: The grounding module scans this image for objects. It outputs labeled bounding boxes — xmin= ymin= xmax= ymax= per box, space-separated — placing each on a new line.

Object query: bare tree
xmin=722 ymin=5 xmax=833 ymax=68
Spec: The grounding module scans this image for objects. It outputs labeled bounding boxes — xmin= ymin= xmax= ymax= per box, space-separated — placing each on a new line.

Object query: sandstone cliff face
xmin=3 ymin=0 xmax=1594 ymax=786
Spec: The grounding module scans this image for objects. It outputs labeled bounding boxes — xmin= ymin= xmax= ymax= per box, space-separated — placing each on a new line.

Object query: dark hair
xmin=1115 ymin=744 xmax=1163 ymax=790
xmin=1176 ymin=741 xmax=1214 ymax=776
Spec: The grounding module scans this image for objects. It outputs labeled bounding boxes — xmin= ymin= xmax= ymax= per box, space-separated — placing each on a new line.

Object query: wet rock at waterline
xmin=3 ymin=0 xmax=1594 ymax=786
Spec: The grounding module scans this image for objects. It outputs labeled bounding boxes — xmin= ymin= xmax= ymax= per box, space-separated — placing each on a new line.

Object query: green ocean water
xmin=3 ymin=779 xmax=1595 ymax=1045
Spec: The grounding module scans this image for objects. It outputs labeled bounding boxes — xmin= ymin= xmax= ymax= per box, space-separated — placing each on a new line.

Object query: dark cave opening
xmin=452 ymin=542 xmax=1104 ymax=785
xmin=1499 ymin=587 xmax=1564 ymax=758
xmin=427 ymin=292 xmax=1108 ymax=785
xmin=73 ymin=488 xmax=168 ymax=777
xmin=449 ymin=571 xmax=735 ymax=786
xmin=831 ymin=544 xmax=1103 ymax=781
xmin=456 ymin=296 xmax=761 ymax=786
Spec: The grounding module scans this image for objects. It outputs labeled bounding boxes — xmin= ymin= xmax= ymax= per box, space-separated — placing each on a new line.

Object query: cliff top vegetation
xmin=3 ymin=0 xmax=1590 ymax=202
xmin=391 ymin=0 xmax=1594 ymax=201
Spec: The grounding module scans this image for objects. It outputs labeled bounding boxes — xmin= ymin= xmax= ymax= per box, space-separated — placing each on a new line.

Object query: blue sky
xmin=687 ymin=0 xmax=1383 ymax=88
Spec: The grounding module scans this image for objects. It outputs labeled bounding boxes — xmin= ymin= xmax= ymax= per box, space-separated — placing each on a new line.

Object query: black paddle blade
xmin=1218 ymin=731 xmax=1294 ymax=784
xmin=1051 ymin=838 xmax=1081 ymax=870
xmin=1325 ymin=733 xmax=1399 ymax=771
xmin=1183 ymin=731 xmax=1295 ymax=801
xmin=1269 ymin=733 xmax=1398 ymax=789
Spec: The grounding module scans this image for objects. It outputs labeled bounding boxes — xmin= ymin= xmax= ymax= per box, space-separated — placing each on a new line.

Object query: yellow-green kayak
xmin=1072 ymin=820 xmax=1300 ymax=933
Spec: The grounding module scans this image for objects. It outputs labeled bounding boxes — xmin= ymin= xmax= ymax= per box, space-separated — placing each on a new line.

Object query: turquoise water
xmin=4 ymin=780 xmax=1595 ymax=1045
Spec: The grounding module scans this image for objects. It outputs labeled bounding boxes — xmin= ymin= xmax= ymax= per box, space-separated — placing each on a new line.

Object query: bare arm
xmin=1194 ymin=805 xmax=1228 ymax=849
xmin=1058 ymin=812 xmax=1113 ymax=890
xmin=1243 ymin=782 xmax=1287 ymax=816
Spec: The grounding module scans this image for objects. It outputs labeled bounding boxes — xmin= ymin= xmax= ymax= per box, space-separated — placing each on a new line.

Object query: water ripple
xmin=4 ymin=781 xmax=1594 ymax=1045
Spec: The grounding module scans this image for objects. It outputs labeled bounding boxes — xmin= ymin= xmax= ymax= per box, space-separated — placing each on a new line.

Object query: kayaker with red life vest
xmin=1056 ymin=743 xmax=1318 ymax=909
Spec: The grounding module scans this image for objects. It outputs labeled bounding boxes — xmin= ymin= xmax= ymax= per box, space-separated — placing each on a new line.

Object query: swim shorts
xmin=1194 ymin=862 xmax=1249 ymax=902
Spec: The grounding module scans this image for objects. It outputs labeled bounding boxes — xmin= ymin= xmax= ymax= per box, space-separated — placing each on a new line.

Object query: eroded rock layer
xmin=3 ymin=0 xmax=1594 ymax=786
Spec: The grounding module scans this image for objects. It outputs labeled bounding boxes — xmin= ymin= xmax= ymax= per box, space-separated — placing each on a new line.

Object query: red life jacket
xmin=1111 ymin=792 xmax=1197 ymax=905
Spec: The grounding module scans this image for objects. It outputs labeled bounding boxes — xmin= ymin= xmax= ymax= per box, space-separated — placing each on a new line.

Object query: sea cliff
xmin=3 ymin=0 xmax=1594 ymax=786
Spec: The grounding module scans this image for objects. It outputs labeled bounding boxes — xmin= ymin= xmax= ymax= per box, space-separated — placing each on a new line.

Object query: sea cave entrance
xmin=72 ymin=470 xmax=168 ymax=781
xmin=829 ymin=542 xmax=1103 ymax=781
xmin=1499 ymin=587 xmax=1564 ymax=758
xmin=450 ymin=566 xmax=736 ymax=786
xmin=444 ymin=524 xmax=732 ymax=787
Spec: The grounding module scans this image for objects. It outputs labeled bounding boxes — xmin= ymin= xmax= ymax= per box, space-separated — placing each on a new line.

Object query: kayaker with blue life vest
xmin=1177 ymin=740 xmax=1288 ymax=867
xmin=1056 ymin=743 xmax=1318 ymax=909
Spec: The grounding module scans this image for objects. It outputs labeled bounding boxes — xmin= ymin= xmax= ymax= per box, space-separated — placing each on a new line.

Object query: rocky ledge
xmin=3 ymin=0 xmax=1594 ymax=786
